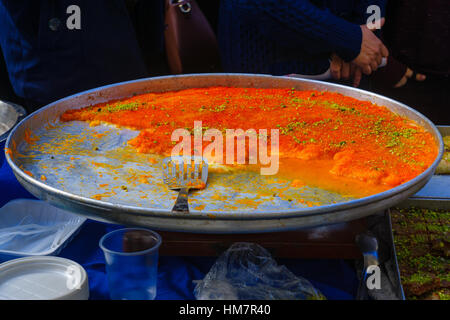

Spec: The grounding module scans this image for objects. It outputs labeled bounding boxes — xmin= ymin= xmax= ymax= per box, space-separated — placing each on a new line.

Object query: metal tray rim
xmin=0 ymin=100 xmax=27 ymax=143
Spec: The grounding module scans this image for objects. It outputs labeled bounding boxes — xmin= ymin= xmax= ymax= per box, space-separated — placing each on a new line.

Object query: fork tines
xmin=163 ymin=156 xmax=208 ymax=189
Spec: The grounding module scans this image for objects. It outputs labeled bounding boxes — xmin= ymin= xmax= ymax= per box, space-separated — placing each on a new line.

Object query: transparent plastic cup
xmin=99 ymin=228 xmax=162 ymax=300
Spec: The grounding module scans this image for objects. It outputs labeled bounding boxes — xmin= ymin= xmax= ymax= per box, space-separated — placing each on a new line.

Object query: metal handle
xmin=172 ymin=187 xmax=190 ymax=214
xmin=285 ymin=57 xmax=388 ymax=81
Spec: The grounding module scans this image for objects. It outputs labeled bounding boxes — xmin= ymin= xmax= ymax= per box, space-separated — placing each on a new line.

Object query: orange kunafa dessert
xmin=60 ymin=87 xmax=438 ymax=198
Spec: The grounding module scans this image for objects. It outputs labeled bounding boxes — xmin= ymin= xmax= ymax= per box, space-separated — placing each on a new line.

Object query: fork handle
xmin=172 ymin=188 xmax=190 ymax=214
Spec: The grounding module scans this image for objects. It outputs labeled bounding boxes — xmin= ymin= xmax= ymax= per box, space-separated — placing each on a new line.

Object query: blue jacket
xmin=218 ymin=0 xmax=386 ymax=75
xmin=0 ymin=0 xmax=164 ymax=108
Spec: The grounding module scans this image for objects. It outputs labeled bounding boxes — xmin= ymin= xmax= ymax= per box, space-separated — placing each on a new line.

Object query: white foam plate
xmin=0 ymin=256 xmax=89 ymax=300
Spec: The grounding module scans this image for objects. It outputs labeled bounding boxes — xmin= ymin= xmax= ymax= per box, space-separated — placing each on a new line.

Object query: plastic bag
xmin=0 ymin=199 xmax=85 ymax=259
xmin=193 ymin=242 xmax=326 ymax=300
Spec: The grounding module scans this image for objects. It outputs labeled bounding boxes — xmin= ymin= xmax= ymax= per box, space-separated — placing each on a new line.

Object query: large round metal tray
xmin=5 ymin=74 xmax=444 ymax=233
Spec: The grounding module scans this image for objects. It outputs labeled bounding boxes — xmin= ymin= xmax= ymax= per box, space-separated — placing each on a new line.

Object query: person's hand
xmin=330 ymin=54 xmax=363 ymax=87
xmin=330 ymin=54 xmax=350 ymax=80
xmin=394 ymin=67 xmax=426 ymax=88
xmin=352 ymin=18 xmax=389 ymax=76
xmin=350 ymin=63 xmax=363 ymax=87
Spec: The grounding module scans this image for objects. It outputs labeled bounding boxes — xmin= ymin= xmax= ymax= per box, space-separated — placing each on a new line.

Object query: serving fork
xmin=162 ymin=156 xmax=208 ymax=214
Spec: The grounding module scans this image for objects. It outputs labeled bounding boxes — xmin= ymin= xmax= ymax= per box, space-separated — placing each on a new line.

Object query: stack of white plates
xmin=0 ymin=256 xmax=89 ymax=300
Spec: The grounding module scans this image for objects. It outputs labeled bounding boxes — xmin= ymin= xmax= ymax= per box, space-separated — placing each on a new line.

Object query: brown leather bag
xmin=164 ymin=0 xmax=222 ymax=74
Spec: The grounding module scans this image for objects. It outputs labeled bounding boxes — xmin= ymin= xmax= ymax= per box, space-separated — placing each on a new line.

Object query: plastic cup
xmin=99 ymin=228 xmax=162 ymax=300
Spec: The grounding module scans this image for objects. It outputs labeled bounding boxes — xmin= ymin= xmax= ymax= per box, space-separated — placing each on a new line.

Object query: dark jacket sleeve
xmin=229 ymin=0 xmax=363 ymax=62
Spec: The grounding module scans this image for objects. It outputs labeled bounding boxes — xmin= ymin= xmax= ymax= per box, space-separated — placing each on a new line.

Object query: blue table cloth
xmin=0 ymin=155 xmax=358 ymax=300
